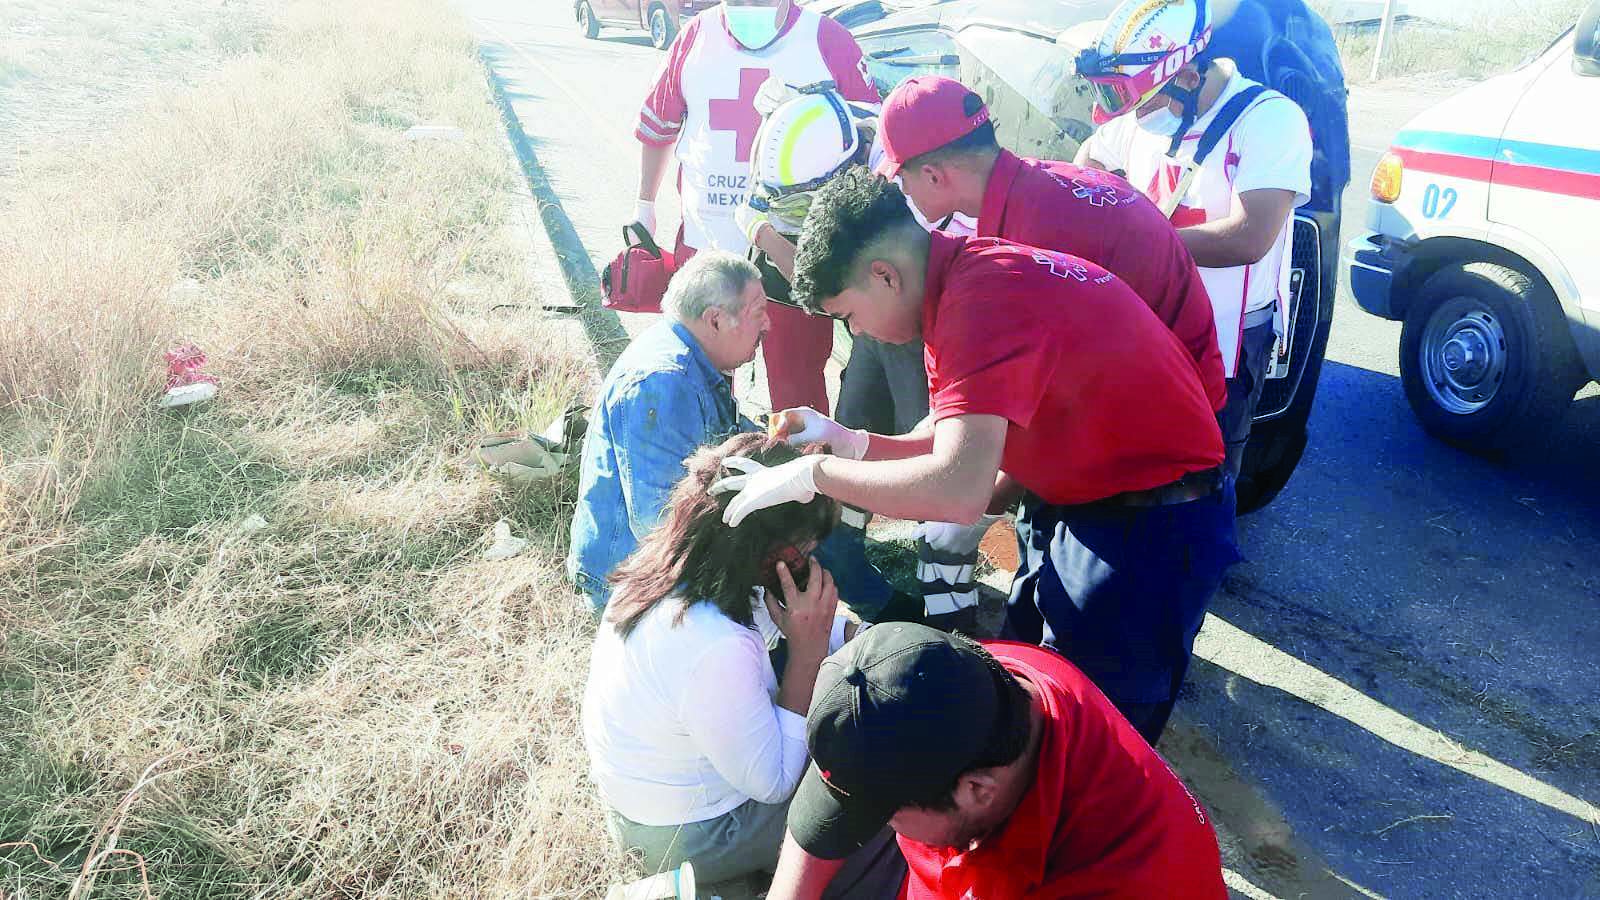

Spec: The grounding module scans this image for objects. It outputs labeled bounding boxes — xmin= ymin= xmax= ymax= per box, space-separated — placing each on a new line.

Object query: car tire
xmin=1236 ymin=413 xmax=1310 ymax=515
xmin=1398 ymin=261 xmax=1584 ymax=454
xmin=649 ymin=4 xmax=675 ymax=50
xmin=578 ymin=1 xmax=600 ymax=39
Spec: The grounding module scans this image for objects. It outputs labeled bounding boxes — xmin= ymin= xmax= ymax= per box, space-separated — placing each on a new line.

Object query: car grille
xmin=1256 ymin=215 xmax=1321 ymax=420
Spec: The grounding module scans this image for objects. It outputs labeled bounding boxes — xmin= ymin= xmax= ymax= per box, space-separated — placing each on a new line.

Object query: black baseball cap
xmin=787 ymin=623 xmax=1007 ymax=859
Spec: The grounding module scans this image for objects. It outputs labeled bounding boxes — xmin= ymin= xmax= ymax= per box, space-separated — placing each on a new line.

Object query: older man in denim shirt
xmin=569 ymin=251 xmax=905 ymax=614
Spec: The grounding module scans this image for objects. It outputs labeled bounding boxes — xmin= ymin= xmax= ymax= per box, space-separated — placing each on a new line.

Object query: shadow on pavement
xmin=598 ymin=34 xmax=656 ymax=48
xmin=1198 ymin=361 xmax=1600 ymax=897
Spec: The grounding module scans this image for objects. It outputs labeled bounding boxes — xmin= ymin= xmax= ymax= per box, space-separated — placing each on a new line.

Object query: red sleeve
xmin=635 ymin=16 xmax=698 ymax=146
xmin=816 ymin=17 xmax=879 ymax=103
xmin=927 ymin=267 xmax=1057 ymax=430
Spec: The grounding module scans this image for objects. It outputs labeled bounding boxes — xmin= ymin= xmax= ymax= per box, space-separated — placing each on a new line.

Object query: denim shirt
xmin=568 ymin=321 xmax=749 ymax=607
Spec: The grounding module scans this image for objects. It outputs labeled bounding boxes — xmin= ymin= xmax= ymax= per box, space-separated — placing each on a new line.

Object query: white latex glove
xmin=712 ymin=455 xmax=825 ymax=527
xmin=631 ymin=198 xmax=657 ymax=237
xmin=735 ymin=201 xmax=771 ymax=245
xmin=778 ymin=406 xmax=868 ymax=461
xmin=913 ymin=514 xmax=1000 ymax=556
xmin=753 ymin=76 xmax=799 ymax=118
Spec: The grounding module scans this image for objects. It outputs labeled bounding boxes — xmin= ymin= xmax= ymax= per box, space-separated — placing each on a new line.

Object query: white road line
xmin=1197 ymin=613 xmax=1600 ymax=827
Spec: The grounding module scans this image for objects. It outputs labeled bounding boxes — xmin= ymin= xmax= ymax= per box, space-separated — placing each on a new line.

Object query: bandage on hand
xmin=773 ymin=407 xmax=868 ymax=461
xmin=767 ymin=409 xmax=805 ymax=440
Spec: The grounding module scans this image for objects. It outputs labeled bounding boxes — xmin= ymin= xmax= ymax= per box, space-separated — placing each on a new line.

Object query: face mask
xmin=724 ymin=4 xmax=780 ymax=49
xmin=1135 ymin=106 xmax=1183 ymax=138
xmin=893 ymin=176 xmax=940 ymax=228
xmin=1137 ymin=79 xmax=1200 ymax=138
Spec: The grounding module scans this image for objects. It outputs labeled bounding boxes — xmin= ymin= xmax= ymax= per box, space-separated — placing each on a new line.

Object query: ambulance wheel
xmin=578 ymin=2 xmax=600 ymax=39
xmin=1399 ymin=261 xmax=1583 ymax=454
xmin=649 ymin=5 xmax=675 ymax=49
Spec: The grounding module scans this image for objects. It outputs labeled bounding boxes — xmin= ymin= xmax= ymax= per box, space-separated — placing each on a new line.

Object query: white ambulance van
xmin=1346 ymin=0 xmax=1600 ymax=452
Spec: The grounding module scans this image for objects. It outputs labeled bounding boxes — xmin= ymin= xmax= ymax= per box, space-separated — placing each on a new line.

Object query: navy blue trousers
xmin=1004 ymin=479 xmax=1241 ymax=743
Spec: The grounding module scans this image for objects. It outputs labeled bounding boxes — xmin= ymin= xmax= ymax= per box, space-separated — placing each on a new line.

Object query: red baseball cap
xmin=873 ymin=75 xmax=992 ymax=179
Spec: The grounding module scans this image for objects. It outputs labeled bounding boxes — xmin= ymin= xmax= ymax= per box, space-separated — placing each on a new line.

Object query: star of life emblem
xmin=1032 ymin=251 xmax=1090 ymax=282
xmin=1068 ymin=176 xmax=1128 ymax=207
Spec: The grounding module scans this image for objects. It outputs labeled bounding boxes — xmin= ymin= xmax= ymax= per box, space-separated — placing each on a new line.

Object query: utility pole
xmin=1370 ymin=0 xmax=1399 ymax=80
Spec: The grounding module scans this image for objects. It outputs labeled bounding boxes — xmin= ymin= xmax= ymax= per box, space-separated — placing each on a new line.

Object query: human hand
xmin=630 ymin=198 xmax=657 ymax=237
xmin=735 ymin=201 xmax=772 ymax=245
xmin=754 ymin=76 xmax=799 ymax=118
xmin=772 ymin=407 xmax=868 ymax=460
xmin=913 ymin=515 xmax=1000 ymax=556
xmin=711 ymin=455 xmax=825 ymax=527
xmin=764 ymin=556 xmax=839 ymax=655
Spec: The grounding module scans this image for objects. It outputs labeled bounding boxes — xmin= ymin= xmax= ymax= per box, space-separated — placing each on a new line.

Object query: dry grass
xmin=1324 ymin=0 xmax=1588 ymax=83
xmin=1 ymin=0 xmax=622 ymax=896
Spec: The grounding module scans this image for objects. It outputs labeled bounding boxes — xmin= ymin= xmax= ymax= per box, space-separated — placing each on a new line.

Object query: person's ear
xmin=918 ymin=162 xmax=943 ymax=189
xmin=870 ymin=258 xmax=900 ymax=292
xmin=955 ymin=770 xmax=1002 ymax=811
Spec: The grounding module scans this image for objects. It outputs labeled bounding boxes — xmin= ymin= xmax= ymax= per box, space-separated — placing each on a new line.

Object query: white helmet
xmin=751 ymin=87 xmax=867 ymax=196
xmin=747 ymin=83 xmax=874 ymax=234
xmin=1073 ymin=0 xmax=1213 ymax=127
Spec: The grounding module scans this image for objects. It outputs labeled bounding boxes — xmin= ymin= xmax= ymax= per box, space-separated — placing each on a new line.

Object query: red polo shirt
xmin=897 ymin=642 xmax=1227 ymax=900
xmin=922 ymin=233 xmax=1223 ymax=506
xmin=977 ymin=150 xmax=1227 ymax=412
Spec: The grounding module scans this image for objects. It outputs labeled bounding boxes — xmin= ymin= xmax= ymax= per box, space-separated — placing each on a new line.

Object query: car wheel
xmin=1235 ymin=415 xmax=1309 ymax=515
xmin=1399 ymin=261 xmax=1583 ymax=454
xmin=578 ymin=1 xmax=600 ymax=39
xmin=649 ymin=5 xmax=675 ymax=50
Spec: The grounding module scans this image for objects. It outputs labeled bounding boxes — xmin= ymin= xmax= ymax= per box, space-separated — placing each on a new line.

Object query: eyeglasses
xmin=763 ymin=292 xmax=848 ymax=323
xmin=1076 ymin=25 xmax=1212 ymax=124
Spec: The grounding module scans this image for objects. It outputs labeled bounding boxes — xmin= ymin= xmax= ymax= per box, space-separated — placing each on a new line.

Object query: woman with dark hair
xmin=582 ymin=432 xmax=865 ymax=884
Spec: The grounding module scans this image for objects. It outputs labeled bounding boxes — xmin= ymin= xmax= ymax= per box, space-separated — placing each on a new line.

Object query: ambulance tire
xmin=649 ymin=5 xmax=675 ymax=50
xmin=1399 ymin=262 xmax=1584 ymax=455
xmin=578 ymin=1 xmax=600 ymax=39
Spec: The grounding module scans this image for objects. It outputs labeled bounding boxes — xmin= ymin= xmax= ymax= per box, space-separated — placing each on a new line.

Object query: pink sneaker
xmin=159 ymin=343 xmax=219 ymax=408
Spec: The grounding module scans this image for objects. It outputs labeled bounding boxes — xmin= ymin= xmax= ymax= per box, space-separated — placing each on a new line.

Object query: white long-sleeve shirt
xmin=582 ymin=594 xmax=854 ymax=827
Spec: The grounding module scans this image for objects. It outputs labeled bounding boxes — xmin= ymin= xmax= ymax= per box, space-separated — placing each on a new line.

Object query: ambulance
xmin=1346 ymin=0 xmax=1600 ymax=452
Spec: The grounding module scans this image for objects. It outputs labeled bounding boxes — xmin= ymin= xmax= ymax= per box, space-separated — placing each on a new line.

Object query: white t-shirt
xmin=1091 ymin=68 xmax=1311 ymax=375
xmin=635 ymin=6 xmax=878 ymax=253
xmin=582 ymin=594 xmax=854 ymax=827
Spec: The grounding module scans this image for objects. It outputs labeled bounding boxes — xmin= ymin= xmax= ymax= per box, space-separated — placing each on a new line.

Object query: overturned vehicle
xmin=822 ymin=0 xmax=1351 ymax=513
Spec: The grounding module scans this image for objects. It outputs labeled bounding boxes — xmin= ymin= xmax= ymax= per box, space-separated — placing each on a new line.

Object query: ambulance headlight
xmin=1371 ymin=152 xmax=1403 ymax=204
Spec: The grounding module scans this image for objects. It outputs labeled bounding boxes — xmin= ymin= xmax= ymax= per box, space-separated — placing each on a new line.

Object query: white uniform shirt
xmin=1091 ymin=69 xmax=1312 ymax=375
xmin=636 ymin=5 xmax=877 ymax=254
xmin=582 ymin=594 xmax=855 ymax=827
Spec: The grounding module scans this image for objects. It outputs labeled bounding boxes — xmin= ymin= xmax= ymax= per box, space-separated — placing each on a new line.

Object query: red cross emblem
xmin=708 ymin=67 xmax=770 ymax=163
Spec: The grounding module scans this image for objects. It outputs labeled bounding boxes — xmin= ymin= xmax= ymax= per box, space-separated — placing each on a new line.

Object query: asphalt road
xmin=464 ymin=3 xmax=1600 ymax=896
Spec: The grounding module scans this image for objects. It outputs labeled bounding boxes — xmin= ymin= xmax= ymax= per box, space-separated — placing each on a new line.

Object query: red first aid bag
xmin=600 ymin=224 xmax=676 ymax=314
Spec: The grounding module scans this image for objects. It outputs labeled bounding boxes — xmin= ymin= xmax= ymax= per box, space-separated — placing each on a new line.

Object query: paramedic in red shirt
xmin=630 ymin=0 xmax=879 ymax=414
xmin=713 ymin=168 xmax=1240 ymax=745
xmin=764 ymin=624 xmax=1228 ymax=899
xmin=874 ymin=75 xmax=1226 ymax=412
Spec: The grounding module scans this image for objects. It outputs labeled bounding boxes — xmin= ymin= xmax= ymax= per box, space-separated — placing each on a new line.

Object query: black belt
xmin=1092 ymin=466 xmax=1224 ymax=509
